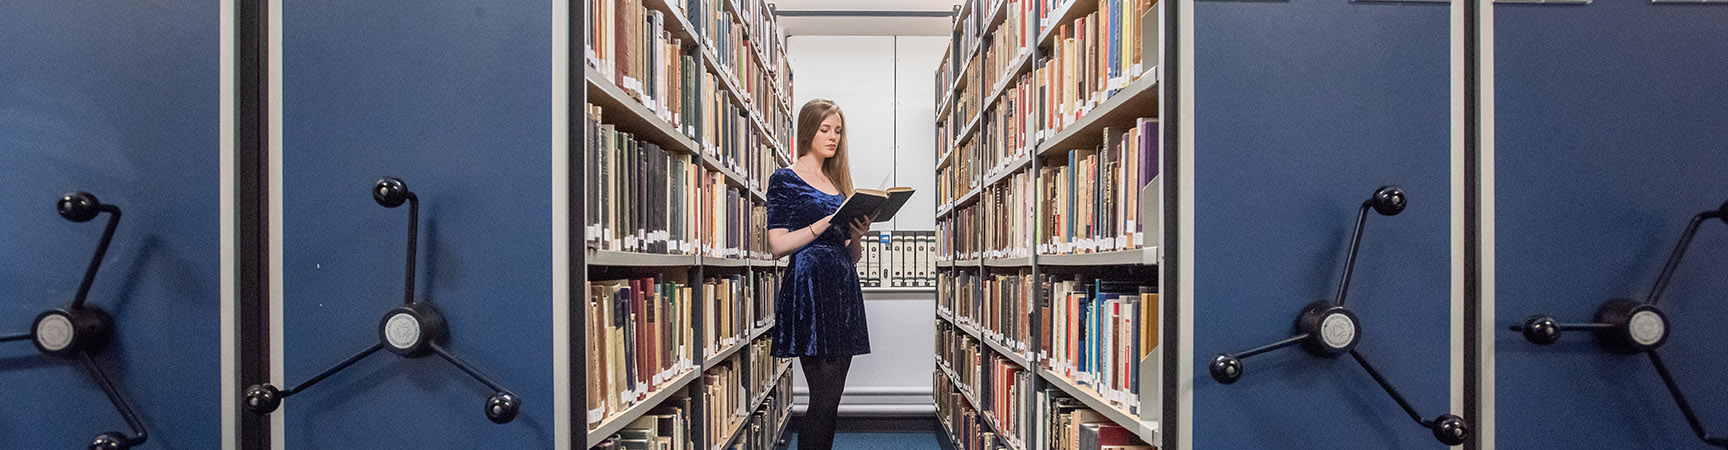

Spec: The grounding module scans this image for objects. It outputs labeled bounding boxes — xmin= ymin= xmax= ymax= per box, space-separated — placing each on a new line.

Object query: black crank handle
xmin=1208 ymin=333 xmax=1310 ymax=384
xmin=80 ymin=351 xmax=148 ymax=449
xmin=1508 ymin=316 xmax=1613 ymax=346
xmin=1349 ymin=350 xmax=1468 ymax=446
xmin=242 ymin=343 xmax=386 ymax=415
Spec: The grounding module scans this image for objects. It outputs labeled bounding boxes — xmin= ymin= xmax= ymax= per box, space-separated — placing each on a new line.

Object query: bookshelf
xmin=933 ymin=0 xmax=1164 ymax=449
xmin=577 ymin=0 xmax=794 ymax=448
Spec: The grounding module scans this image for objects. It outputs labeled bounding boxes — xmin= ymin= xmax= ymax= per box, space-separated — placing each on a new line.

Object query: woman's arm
xmin=769 ymin=214 xmax=834 ymax=259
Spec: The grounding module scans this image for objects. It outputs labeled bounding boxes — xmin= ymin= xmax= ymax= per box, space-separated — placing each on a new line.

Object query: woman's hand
xmin=811 ymin=214 xmax=835 ymax=236
xmin=845 ymin=217 xmax=870 ymax=241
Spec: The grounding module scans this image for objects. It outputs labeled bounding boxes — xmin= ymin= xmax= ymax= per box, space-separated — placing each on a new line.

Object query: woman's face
xmin=811 ymin=113 xmax=843 ymax=159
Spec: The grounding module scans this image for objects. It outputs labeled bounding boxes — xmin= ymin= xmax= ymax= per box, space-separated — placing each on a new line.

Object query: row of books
xmin=699 ymin=175 xmax=763 ymax=259
xmin=585 ymin=276 xmax=696 ymax=429
xmin=954 ymin=0 xmax=1034 ymax=147
xmin=700 ymin=357 xmax=747 ymax=449
xmin=981 ymin=0 xmax=1034 ymax=100
xmin=733 ymin=366 xmax=793 ymax=450
xmin=587 ymin=0 xmax=691 ymax=129
xmin=584 ymin=0 xmax=782 ymax=193
xmin=936 ymin=319 xmax=983 ymax=399
xmin=954 ymin=0 xmax=993 ymax=74
xmin=1028 ymin=0 xmax=1156 ymax=141
xmin=700 ymin=70 xmax=779 ymax=194
xmin=582 ymin=102 xmax=771 ymax=259
xmin=938 ymin=137 xmax=978 ymax=207
xmin=1040 ymin=277 xmax=1157 ymax=415
xmin=855 ymin=231 xmax=940 ymax=288
xmin=703 ymin=275 xmax=755 ymax=360
xmin=940 ymin=203 xmax=984 ymax=260
xmin=1037 ymin=118 xmax=1157 ymax=255
xmin=750 ymin=270 xmax=775 ymax=330
xmin=977 ymin=81 xmax=1034 ymax=182
xmin=745 ymin=338 xmax=776 ymax=400
xmin=984 ymin=172 xmax=1036 ymax=258
xmin=935 ymin=366 xmax=1007 ymax=450
xmin=984 ymin=352 xmax=1035 ymax=450
xmin=940 ymin=0 xmax=1157 ymax=179
xmin=584 ymin=104 xmax=694 ymax=255
xmin=981 ymin=271 xmax=1035 ymax=357
xmin=935 ymin=49 xmax=952 ymax=111
xmin=952 ymin=47 xmax=980 ymax=137
xmin=703 ymin=335 xmax=790 ymax=450
xmin=731 ymin=0 xmax=789 ymax=99
xmin=938 ymin=269 xmax=1034 ymax=360
xmin=939 ymin=271 xmax=975 ymax=329
xmin=1038 ymin=389 xmax=1156 ymax=450
xmin=696 ymin=0 xmax=792 ymax=156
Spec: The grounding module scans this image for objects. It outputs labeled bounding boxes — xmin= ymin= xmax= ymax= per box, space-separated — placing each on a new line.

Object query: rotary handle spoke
xmin=1648 ymin=351 xmax=1728 ymax=448
xmin=1350 ymin=350 xmax=1468 ymax=445
xmin=0 ymin=332 xmax=31 ymax=343
xmin=243 ymin=343 xmax=386 ymax=415
xmin=79 ymin=351 xmax=147 ymax=447
xmin=1349 ymin=350 xmax=1425 ymax=426
xmin=1334 ymin=202 xmax=1372 ymax=308
xmin=72 ymin=205 xmax=122 ymax=310
xmin=428 ymin=341 xmax=521 ymax=423
xmin=1336 ymin=186 xmax=1406 ymax=308
xmin=428 ymin=341 xmax=510 ymax=394
xmin=1647 ymin=207 xmax=1726 ymax=306
xmin=1208 ymin=333 xmax=1310 ymax=384
xmin=282 ymin=343 xmax=386 ymax=397
xmin=401 ymin=193 xmax=418 ymax=306
xmin=1236 ymin=333 xmax=1310 ymax=359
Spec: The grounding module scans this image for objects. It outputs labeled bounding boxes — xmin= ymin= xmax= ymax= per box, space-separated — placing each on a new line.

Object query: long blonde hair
xmin=795 ymin=99 xmax=854 ymax=197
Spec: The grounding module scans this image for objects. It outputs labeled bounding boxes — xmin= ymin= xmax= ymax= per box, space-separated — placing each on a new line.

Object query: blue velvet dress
xmin=767 ymin=168 xmax=872 ymax=358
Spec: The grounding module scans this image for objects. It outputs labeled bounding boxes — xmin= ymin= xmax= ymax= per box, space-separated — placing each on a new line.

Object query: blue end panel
xmin=0 ymin=2 xmax=219 ymax=448
xmin=282 ymin=1 xmax=553 ymax=447
xmin=1192 ymin=1 xmax=1452 ymax=448
xmin=1495 ymin=3 xmax=1728 ymax=449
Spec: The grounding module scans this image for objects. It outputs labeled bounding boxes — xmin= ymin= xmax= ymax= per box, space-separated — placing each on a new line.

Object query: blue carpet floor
xmin=786 ymin=431 xmax=947 ymax=450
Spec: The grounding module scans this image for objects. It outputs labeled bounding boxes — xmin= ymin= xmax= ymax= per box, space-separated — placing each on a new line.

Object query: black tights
xmin=798 ymin=355 xmax=853 ymax=450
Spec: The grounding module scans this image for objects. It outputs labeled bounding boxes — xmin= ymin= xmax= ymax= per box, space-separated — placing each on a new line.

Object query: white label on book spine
xmin=587 ymin=408 xmax=605 ymax=424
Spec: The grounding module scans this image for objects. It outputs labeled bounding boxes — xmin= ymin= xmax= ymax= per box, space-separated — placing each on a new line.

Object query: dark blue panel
xmin=1495 ymin=3 xmax=1728 ymax=449
xmin=1192 ymin=1 xmax=1452 ymax=448
xmin=282 ymin=1 xmax=553 ymax=447
xmin=0 ymin=2 xmax=219 ymax=449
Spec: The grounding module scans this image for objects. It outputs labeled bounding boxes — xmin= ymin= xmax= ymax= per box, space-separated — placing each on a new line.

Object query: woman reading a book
xmin=766 ymin=98 xmax=871 ymax=450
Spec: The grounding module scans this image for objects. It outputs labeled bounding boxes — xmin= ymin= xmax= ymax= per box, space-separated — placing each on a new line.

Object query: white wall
xmin=785 ymin=35 xmax=949 ymax=415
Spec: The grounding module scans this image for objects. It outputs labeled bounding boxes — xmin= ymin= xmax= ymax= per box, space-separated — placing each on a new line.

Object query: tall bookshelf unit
xmin=934 ymin=0 xmax=1163 ymax=449
xmin=577 ymin=0 xmax=797 ymax=448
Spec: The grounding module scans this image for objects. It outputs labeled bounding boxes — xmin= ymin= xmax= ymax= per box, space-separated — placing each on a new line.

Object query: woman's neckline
xmin=787 ymin=167 xmax=842 ymax=197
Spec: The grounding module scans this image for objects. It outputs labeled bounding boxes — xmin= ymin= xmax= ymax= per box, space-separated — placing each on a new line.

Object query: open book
xmin=830 ymin=187 xmax=915 ymax=225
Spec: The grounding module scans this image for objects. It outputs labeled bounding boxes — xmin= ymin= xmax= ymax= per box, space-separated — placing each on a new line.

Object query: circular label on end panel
xmin=1320 ymin=313 xmax=1357 ymax=350
xmin=35 ymin=314 xmax=74 ymax=351
xmin=1628 ymin=310 xmax=1665 ymax=347
xmin=385 ymin=313 xmax=422 ymax=349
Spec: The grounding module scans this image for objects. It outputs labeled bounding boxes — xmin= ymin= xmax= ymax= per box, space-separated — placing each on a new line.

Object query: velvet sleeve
xmin=766 ymin=169 xmax=801 ymax=230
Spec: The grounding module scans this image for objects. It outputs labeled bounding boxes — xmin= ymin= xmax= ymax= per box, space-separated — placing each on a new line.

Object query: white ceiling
xmin=770 ymin=0 xmax=962 ymax=36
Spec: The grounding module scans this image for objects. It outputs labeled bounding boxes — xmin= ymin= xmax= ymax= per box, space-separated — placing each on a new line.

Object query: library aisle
xmin=3 ymin=0 xmax=1726 ymax=450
